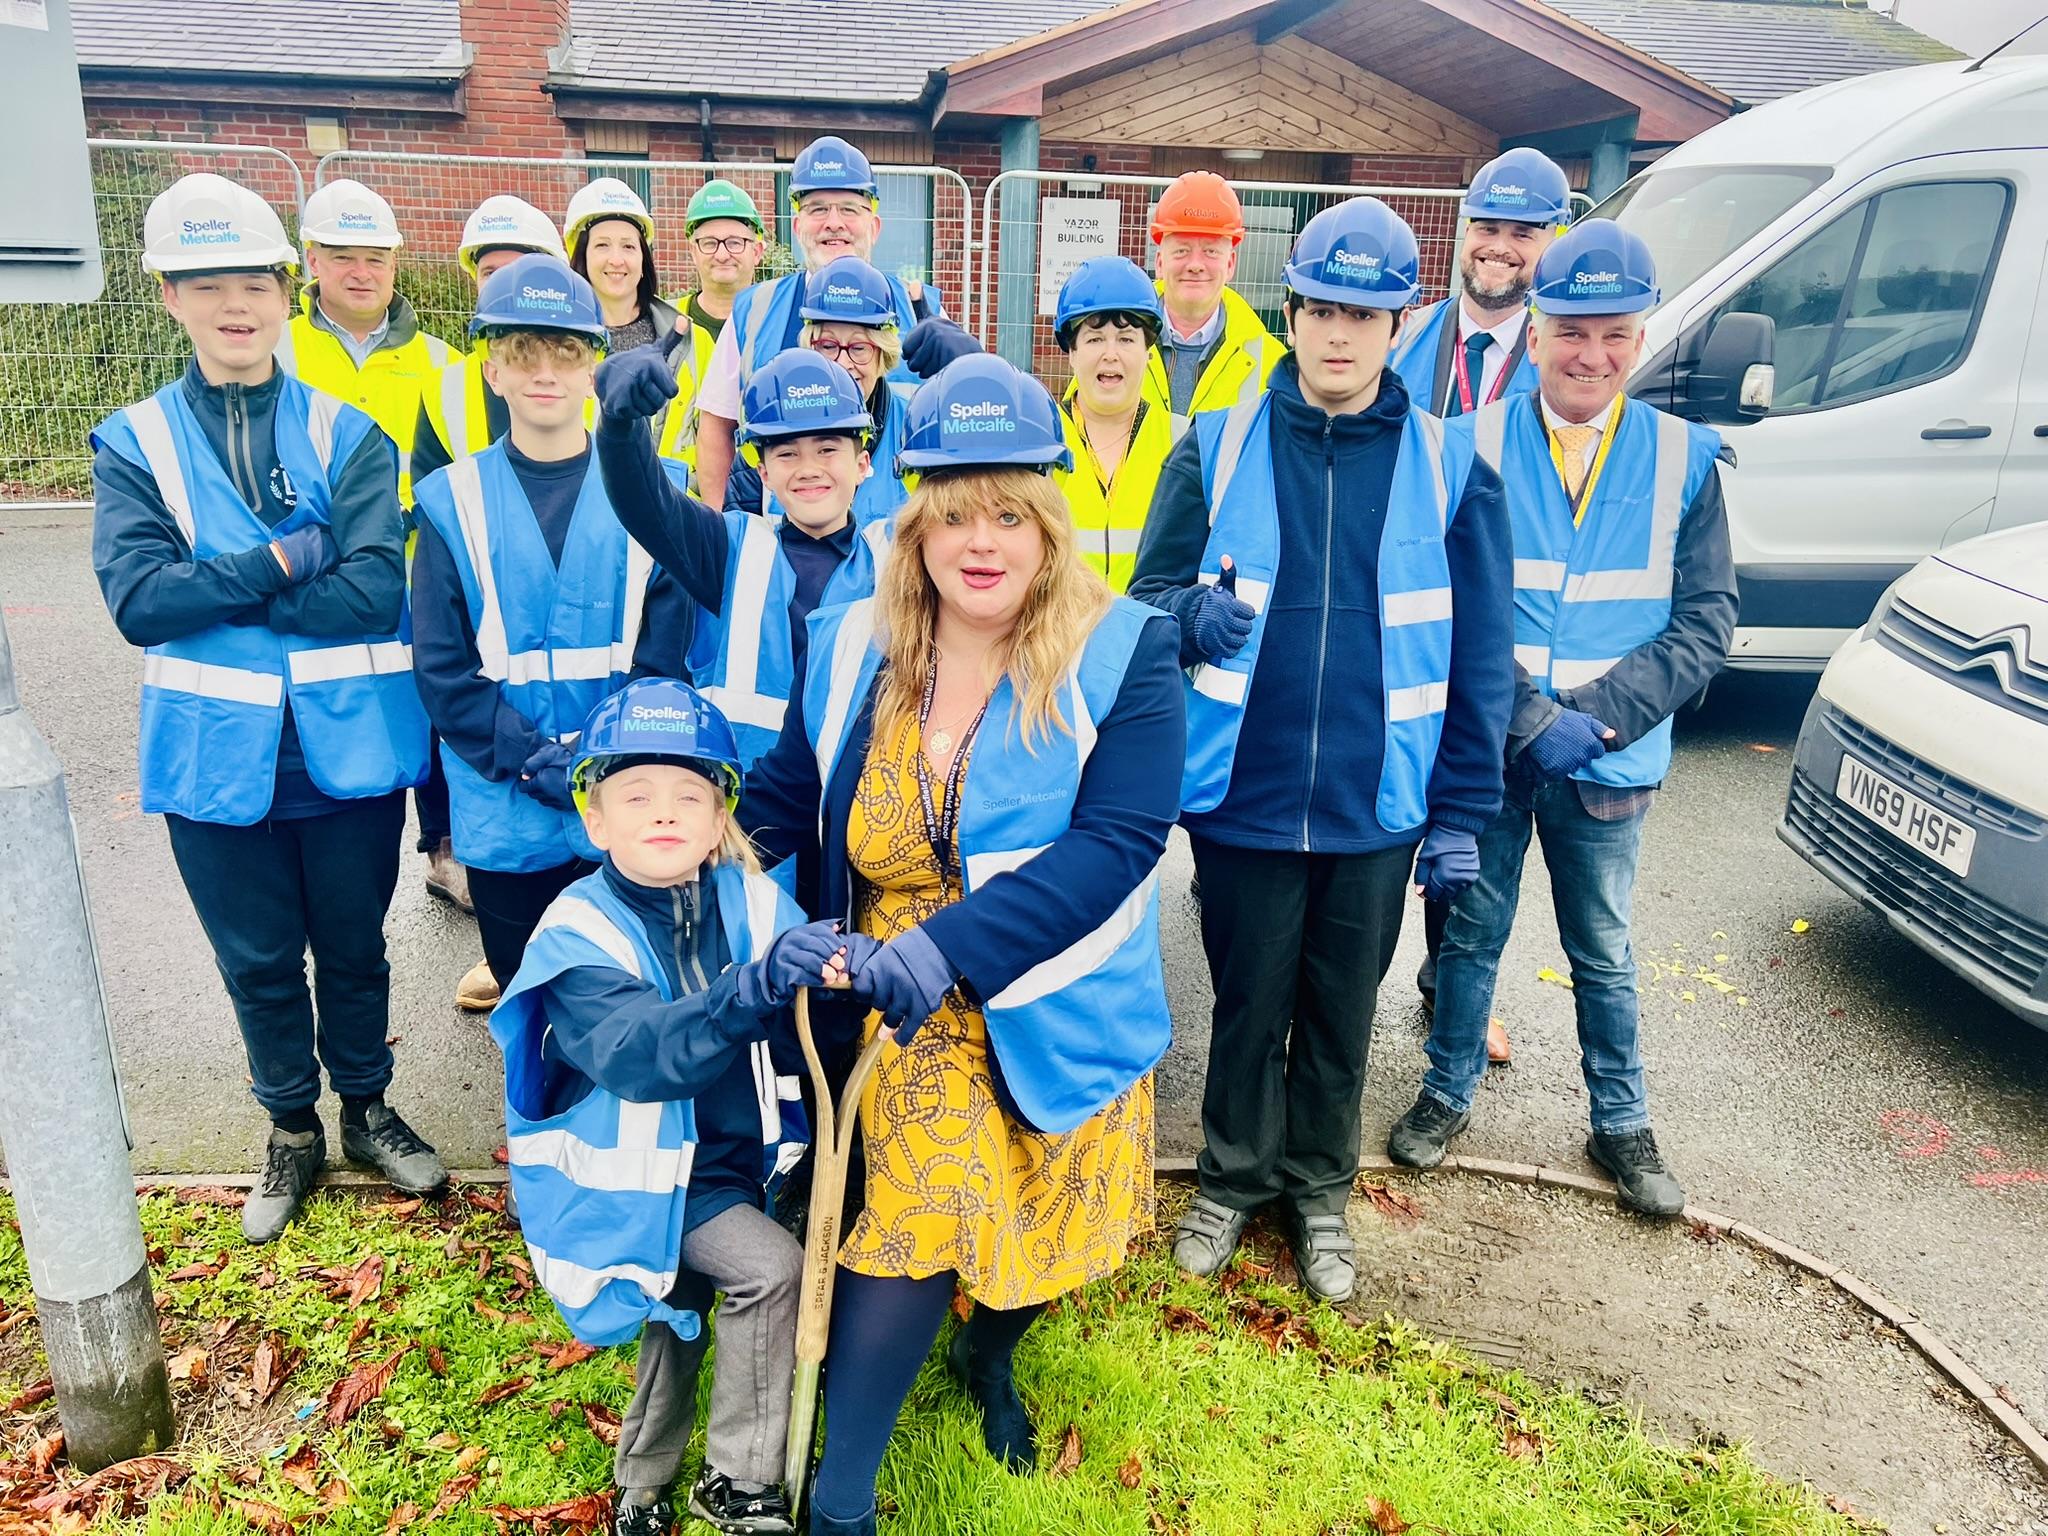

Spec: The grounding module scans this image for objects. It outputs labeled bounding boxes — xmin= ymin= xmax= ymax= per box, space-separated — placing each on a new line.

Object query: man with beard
xmin=1390 ymin=146 xmax=1569 ymax=1051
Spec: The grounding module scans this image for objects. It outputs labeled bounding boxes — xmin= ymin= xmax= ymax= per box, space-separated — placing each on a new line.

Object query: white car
xmin=1779 ymin=524 xmax=2048 ymax=1028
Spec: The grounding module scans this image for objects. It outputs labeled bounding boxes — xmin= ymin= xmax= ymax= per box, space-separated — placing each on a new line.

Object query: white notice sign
xmin=1037 ymin=198 xmax=1121 ymax=316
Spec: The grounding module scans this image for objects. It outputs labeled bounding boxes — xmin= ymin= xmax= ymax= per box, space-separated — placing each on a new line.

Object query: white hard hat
xmin=301 ymin=178 xmax=403 ymax=250
xmin=459 ymin=194 xmax=566 ymax=277
xmin=563 ymin=176 xmax=655 ymax=259
xmin=141 ymin=172 xmax=298 ymax=276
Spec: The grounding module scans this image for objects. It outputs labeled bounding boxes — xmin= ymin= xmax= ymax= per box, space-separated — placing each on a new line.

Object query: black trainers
xmin=686 ymin=1472 xmax=794 ymax=1535
xmin=341 ymin=1102 xmax=448 ymax=1194
xmin=611 ymin=1494 xmax=674 ymax=1536
xmin=1170 ymin=1194 xmax=1249 ymax=1278
xmin=947 ymin=1326 xmax=1036 ymax=1473
xmin=243 ymin=1127 xmax=326 ymax=1245
xmin=1287 ymin=1210 xmax=1357 ymax=1304
xmin=1587 ymin=1129 xmax=1685 ymax=1218
xmin=1386 ymin=1092 xmax=1470 ymax=1170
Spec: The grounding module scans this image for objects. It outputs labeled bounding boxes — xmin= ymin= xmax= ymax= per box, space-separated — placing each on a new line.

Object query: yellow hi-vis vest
xmin=1141 ymin=285 xmax=1280 ymax=444
xmin=656 ymin=315 xmax=718 ymax=477
xmin=1055 ymin=394 xmax=1171 ymax=593
xmin=422 ymin=346 xmax=595 ymax=466
xmin=274 ymin=289 xmax=453 ymax=507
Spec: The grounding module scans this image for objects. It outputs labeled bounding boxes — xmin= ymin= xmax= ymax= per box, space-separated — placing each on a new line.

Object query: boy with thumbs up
xmin=1129 ymin=197 xmax=1513 ymax=1305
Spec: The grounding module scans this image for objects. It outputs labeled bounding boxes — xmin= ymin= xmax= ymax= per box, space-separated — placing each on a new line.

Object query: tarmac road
xmin=4 ymin=500 xmax=2045 ymax=1446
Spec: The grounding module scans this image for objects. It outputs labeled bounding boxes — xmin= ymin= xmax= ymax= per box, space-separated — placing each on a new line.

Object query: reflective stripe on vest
xmin=656 ymin=322 xmax=716 ymax=467
xmin=1182 ymin=392 xmax=1462 ymax=829
xmin=97 ymin=379 xmax=428 ymax=823
xmin=1476 ymin=394 xmax=1720 ymax=787
xmin=1144 ymin=287 xmax=1279 ymax=443
xmin=277 ymin=314 xmax=455 ymax=505
xmin=1390 ymin=300 xmax=1539 ymax=419
xmin=801 ymin=595 xmax=1171 ymax=1132
xmin=700 ymin=515 xmax=891 ymax=767
xmin=492 ymin=863 xmax=808 ymax=1343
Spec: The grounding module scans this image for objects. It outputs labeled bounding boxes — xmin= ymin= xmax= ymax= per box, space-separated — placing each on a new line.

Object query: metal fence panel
xmin=979 ymin=169 xmax=1592 ymax=392
xmin=0 ymin=141 xmax=305 ymax=507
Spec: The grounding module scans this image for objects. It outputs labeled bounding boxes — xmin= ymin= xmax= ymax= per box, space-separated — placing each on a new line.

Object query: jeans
xmin=165 ymin=791 xmax=406 ymax=1117
xmin=1422 ymin=776 xmax=1651 ymax=1133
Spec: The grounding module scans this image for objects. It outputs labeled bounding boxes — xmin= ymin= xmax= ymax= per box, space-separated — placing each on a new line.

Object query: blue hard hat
xmin=571 ymin=679 xmax=744 ymax=814
xmin=1282 ymin=197 xmax=1420 ymax=310
xmin=1531 ymin=218 xmax=1659 ymax=315
xmin=469 ymin=252 xmax=607 ymax=345
xmin=1462 ymin=148 xmax=1572 ymax=226
xmin=799 ymin=256 xmax=896 ymax=327
xmin=1054 ymin=256 xmax=1165 ymax=348
xmin=895 ymin=354 xmax=1073 ymax=477
xmin=738 ymin=349 xmax=874 ymax=446
xmin=790 ymin=136 xmax=878 ymax=202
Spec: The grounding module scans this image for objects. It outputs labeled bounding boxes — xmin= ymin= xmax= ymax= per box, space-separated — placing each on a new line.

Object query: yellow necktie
xmin=1554 ymin=424 xmax=1600 ymax=498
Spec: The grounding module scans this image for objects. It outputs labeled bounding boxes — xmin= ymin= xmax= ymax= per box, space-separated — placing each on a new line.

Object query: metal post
xmin=0 ymin=614 xmax=173 ymax=1470
xmin=996 ymin=120 xmax=1042 ymax=370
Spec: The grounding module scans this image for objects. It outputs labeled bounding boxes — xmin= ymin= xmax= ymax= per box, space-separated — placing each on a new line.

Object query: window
xmin=1596 ymin=164 xmax=1829 ymax=302
xmin=588 ymin=156 xmax=653 ymax=209
xmin=1706 ymin=181 xmax=2010 ymax=412
xmin=776 ymin=172 xmax=933 ymax=286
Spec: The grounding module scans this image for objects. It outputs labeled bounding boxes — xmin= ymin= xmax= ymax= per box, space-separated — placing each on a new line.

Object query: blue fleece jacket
xmin=1128 ymin=357 xmax=1513 ymax=853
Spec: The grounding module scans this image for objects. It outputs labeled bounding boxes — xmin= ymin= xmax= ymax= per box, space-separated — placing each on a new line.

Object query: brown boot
xmin=1486 ymin=1018 xmax=1513 ymax=1066
xmin=424 ymin=838 xmax=473 ymax=914
xmin=456 ymin=960 xmax=500 ymax=1012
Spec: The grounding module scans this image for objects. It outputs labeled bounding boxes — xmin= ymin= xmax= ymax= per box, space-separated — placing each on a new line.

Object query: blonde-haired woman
xmin=742 ymin=355 xmax=1184 ymax=1535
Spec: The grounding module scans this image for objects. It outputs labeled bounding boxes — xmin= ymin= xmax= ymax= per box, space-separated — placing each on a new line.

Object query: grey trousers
xmin=614 ymin=1201 xmax=804 ymax=1492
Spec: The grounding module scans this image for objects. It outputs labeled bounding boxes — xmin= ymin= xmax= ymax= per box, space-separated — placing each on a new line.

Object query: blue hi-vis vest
xmin=1468 ymin=394 xmax=1722 ymax=787
xmin=801 ymin=596 xmax=1171 ymax=1133
xmin=91 ymin=379 xmax=430 ymax=825
xmin=1182 ymin=390 xmax=1472 ymax=831
xmin=492 ymin=862 xmax=809 ymax=1346
xmin=738 ymin=389 xmax=911 ymax=532
xmin=687 ymin=513 xmax=892 ymax=769
xmin=730 ymin=271 xmax=925 ymax=404
xmin=1389 ymin=299 xmax=1538 ymax=418
xmin=413 ymin=443 xmax=661 ymax=872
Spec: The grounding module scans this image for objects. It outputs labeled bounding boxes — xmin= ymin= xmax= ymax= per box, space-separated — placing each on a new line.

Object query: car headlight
xmin=1857 ymin=577 xmax=1906 ymax=641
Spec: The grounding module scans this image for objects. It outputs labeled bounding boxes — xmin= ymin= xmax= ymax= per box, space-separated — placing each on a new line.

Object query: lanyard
xmin=911 ymin=648 xmax=992 ymax=899
xmin=1546 ymin=394 xmax=1627 ymax=525
xmin=1450 ymin=328 xmax=1516 ymax=415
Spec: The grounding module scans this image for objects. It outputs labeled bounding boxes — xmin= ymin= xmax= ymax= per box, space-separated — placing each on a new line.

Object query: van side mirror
xmin=1689 ymin=313 xmax=1775 ymax=424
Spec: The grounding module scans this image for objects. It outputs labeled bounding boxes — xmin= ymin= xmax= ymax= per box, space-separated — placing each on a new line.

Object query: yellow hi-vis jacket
xmin=1141 ymin=285 xmax=1280 ymax=443
xmin=1055 ymin=394 xmax=1172 ymax=594
xmin=656 ymin=314 xmax=718 ymax=477
xmin=274 ymin=287 xmax=453 ymax=507
xmin=421 ymin=346 xmax=596 ymax=469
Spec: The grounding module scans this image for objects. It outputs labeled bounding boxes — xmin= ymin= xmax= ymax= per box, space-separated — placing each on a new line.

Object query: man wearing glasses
xmin=656 ymin=180 xmax=767 ymax=474
xmin=1146 ymin=171 xmax=1281 ymax=439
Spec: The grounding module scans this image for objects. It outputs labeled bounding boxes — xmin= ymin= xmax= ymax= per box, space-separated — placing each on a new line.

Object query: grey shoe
xmin=342 ymin=1102 xmax=448 ymax=1194
xmin=1171 ymin=1194 xmax=1249 ymax=1278
xmin=1587 ymin=1129 xmax=1685 ymax=1218
xmin=1288 ymin=1210 xmax=1356 ymax=1304
xmin=425 ymin=838 xmax=473 ymax=913
xmin=243 ymin=1126 xmax=325 ymax=1245
xmin=1387 ymin=1092 xmax=1470 ymax=1170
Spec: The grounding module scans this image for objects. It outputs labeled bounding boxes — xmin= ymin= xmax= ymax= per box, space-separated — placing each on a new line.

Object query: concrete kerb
xmin=1154 ymin=1152 xmax=2048 ymax=1478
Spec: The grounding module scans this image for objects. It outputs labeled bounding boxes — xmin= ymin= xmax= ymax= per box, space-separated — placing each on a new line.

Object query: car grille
xmin=1878 ymin=598 xmax=2048 ymax=727
xmin=1821 ymin=710 xmax=2048 ymax=839
xmin=1786 ymin=766 xmax=2048 ymax=995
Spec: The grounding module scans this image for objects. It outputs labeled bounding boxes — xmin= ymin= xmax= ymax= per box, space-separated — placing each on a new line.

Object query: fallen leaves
xmin=1116 ymin=1452 xmax=1144 ymax=1489
xmin=540 ymin=1340 xmax=598 ymax=1372
xmin=1048 ymin=1423 xmax=1084 ymax=1478
xmin=428 ymin=1473 xmax=480 ymax=1522
xmin=346 ymin=1254 xmax=386 ymax=1308
xmin=279 ymin=1443 xmax=322 ymax=1496
xmin=454 ymin=1445 xmax=488 ymax=1474
xmin=1362 ymin=1182 xmax=1424 ymax=1223
xmin=426 ymin=1346 xmax=451 ymax=1378
xmin=324 ymin=1342 xmax=413 ymax=1427
xmin=1158 ymin=1304 xmax=1212 ymax=1335
xmin=28 ymin=1432 xmax=65 ymax=1474
xmin=475 ymin=1375 xmax=534 ymax=1409
xmin=1364 ymin=1494 xmax=1412 ymax=1534
xmin=167 ymin=1346 xmax=209 ymax=1384
xmin=481 ymin=1492 xmax=612 ymax=1534
xmin=581 ymin=1402 xmax=622 ymax=1447
xmin=383 ymin=1501 xmax=421 ymax=1536
xmin=229 ymin=1495 xmax=297 ymax=1536
xmin=5 ymin=1379 xmax=54 ymax=1413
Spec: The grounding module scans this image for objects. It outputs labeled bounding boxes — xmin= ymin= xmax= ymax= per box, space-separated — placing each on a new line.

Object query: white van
xmin=1597 ymin=56 xmax=2048 ymax=671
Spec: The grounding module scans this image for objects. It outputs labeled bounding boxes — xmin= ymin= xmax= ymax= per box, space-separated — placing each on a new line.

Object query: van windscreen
xmin=1593 ymin=165 xmax=1829 ymax=303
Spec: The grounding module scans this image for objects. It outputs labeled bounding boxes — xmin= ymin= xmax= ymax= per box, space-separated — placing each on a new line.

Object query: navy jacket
xmin=92 ymin=359 xmax=406 ymax=819
xmin=409 ymin=443 xmax=691 ymax=781
xmin=538 ymin=859 xmax=797 ymax=1233
xmin=1128 ymin=359 xmax=1513 ymax=853
xmin=740 ymin=609 xmax=1184 ymax=1051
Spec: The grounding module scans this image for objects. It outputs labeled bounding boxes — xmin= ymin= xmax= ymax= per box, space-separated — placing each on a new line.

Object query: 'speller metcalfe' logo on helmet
xmin=520 ymin=285 xmax=570 ymax=304
xmin=786 ymin=382 xmax=833 ymax=408
xmin=810 ymin=160 xmax=845 ymax=176
xmin=1488 ymin=183 xmax=1528 ymax=201
xmin=629 ymin=703 xmax=697 ymax=721
xmin=338 ymin=211 xmax=379 ymax=230
xmin=1326 ymin=247 xmax=1384 ymax=278
xmin=179 ymin=218 xmax=242 ymax=247
xmin=825 ymin=284 xmax=862 ymax=304
xmin=947 ymin=400 xmax=1016 ymax=434
xmin=479 ymin=215 xmax=518 ymax=232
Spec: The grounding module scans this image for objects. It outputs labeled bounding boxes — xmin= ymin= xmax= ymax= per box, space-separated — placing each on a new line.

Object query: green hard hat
xmin=686 ymin=179 xmax=764 ymax=235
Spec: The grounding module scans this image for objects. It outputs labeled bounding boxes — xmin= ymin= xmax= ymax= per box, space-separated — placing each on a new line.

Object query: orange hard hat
xmin=1149 ymin=171 xmax=1246 ymax=245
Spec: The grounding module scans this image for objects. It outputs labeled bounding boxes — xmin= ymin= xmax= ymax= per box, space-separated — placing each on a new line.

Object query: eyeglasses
xmin=693 ymin=235 xmax=757 ymax=257
xmin=795 ymin=200 xmax=873 ymax=223
xmin=809 ymin=337 xmax=876 ymax=364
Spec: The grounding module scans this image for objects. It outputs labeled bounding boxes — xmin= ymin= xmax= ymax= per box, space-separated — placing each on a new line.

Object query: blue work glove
xmin=744 ymin=920 xmax=855 ymax=1008
xmin=849 ymin=926 xmax=957 ymax=1045
xmin=1525 ymin=709 xmax=1613 ymax=782
xmin=594 ymin=346 xmax=679 ymax=426
xmin=901 ymin=316 xmax=982 ymax=380
xmin=1413 ymin=824 xmax=1482 ymax=905
xmin=518 ymin=739 xmax=577 ymax=811
xmin=272 ymin=523 xmax=337 ymax=586
xmin=1191 ymin=560 xmax=1256 ymax=662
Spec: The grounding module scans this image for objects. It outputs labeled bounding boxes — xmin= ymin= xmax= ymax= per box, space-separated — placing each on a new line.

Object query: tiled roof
xmin=1543 ymin=0 xmax=1962 ymax=106
xmin=73 ymin=0 xmax=469 ymax=80
xmin=551 ymin=0 xmax=1125 ymax=102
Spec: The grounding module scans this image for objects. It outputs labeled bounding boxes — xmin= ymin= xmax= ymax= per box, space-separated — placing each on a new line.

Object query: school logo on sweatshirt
xmin=269 ymin=465 xmax=299 ymax=512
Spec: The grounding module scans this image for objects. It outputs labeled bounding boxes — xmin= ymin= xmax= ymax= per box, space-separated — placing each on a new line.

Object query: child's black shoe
xmin=611 ymin=1492 xmax=674 ymax=1536
xmin=688 ymin=1471 xmax=794 ymax=1535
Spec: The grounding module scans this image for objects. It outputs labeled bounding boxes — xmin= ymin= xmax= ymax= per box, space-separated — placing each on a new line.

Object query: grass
xmin=0 ymin=1185 xmax=1869 ymax=1536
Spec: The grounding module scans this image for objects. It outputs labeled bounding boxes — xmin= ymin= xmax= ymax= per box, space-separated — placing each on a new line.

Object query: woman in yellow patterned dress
xmin=741 ymin=355 xmax=1184 ymax=1535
